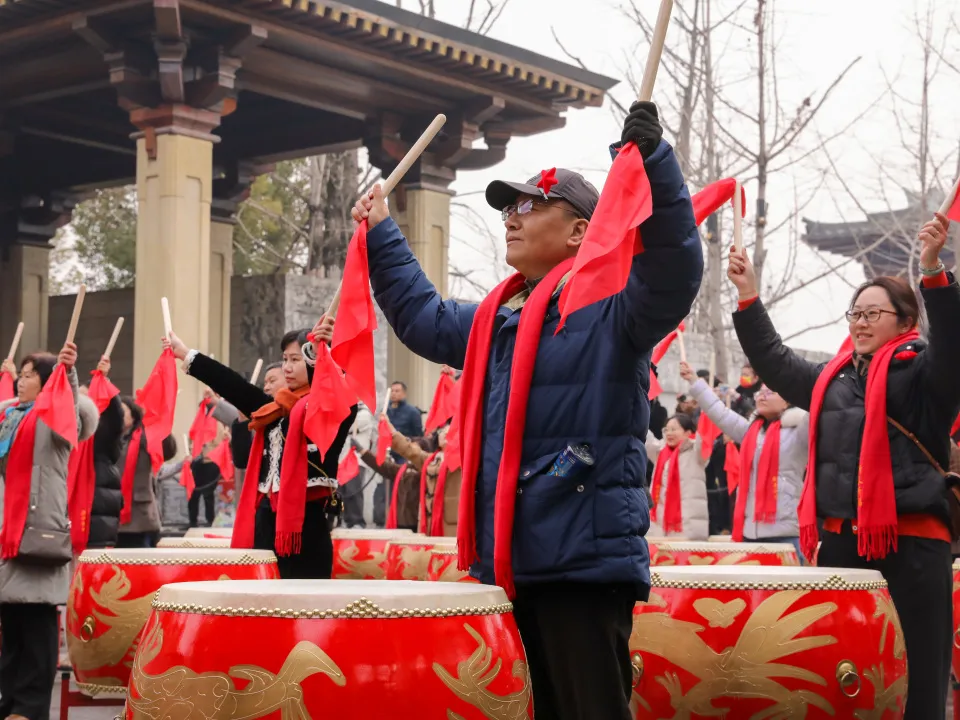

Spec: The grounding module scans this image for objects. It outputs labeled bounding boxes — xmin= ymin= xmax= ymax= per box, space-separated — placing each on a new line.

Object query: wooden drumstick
xmin=161 ymin=297 xmax=173 ymax=341
xmin=183 ymin=433 xmax=191 ymax=460
xmin=6 ymin=322 xmax=24 ymax=361
xmin=250 ymin=358 xmax=264 ymax=386
xmin=939 ymin=176 xmax=959 ymax=216
xmin=103 ymin=317 xmax=124 ymax=360
xmin=638 ymin=0 xmax=674 ymax=102
xmin=733 ymin=180 xmax=744 ymax=252
xmin=677 ymin=327 xmax=687 ymax=364
xmin=65 ymin=285 xmax=86 ymax=345
xmin=327 ymin=113 xmax=447 ymax=319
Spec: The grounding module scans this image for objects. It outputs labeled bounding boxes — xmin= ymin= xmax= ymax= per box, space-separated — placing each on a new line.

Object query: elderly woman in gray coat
xmin=681 ymin=361 xmax=808 ymax=559
xmin=0 ymin=345 xmax=98 ymax=720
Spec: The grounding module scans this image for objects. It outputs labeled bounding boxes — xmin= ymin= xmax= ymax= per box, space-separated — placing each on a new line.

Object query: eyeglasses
xmin=501 ymin=198 xmax=581 ymax=222
xmin=845 ymin=308 xmax=899 ymax=324
xmin=756 ymin=388 xmax=777 ymax=399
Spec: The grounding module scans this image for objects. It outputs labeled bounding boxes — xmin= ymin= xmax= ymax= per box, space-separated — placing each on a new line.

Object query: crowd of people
xmin=0 ymin=95 xmax=956 ymax=720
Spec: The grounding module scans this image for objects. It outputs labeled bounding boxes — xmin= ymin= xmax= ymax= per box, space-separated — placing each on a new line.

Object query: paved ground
xmin=51 ymin=673 xmax=124 ymax=720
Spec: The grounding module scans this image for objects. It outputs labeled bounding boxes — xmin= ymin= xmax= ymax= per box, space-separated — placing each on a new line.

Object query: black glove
xmin=622 ymin=101 xmax=663 ymax=159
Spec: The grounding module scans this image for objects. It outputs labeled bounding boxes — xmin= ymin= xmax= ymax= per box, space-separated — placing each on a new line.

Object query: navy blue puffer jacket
xmin=366 ymin=140 xmax=702 ymax=597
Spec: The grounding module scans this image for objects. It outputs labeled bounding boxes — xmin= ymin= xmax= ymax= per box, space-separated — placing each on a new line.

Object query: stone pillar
xmin=0 ymin=244 xmax=51 ymax=357
xmin=388 ymin=184 xmax=453 ymax=412
xmin=131 ymin=106 xmax=219 ymax=448
xmin=208 ymin=219 xmax=233 ymax=363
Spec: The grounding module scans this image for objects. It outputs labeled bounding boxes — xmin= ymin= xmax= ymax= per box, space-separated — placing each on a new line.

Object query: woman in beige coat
xmin=0 ymin=345 xmax=98 ymax=720
xmin=645 ymin=413 xmax=709 ymax=540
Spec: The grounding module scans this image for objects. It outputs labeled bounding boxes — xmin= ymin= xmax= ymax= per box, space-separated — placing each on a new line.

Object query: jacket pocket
xmin=513 ymin=451 xmax=596 ymax=575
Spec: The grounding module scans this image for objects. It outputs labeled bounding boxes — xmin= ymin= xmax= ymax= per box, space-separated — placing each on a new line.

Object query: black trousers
xmin=512 ymin=583 xmax=635 ymax=720
xmin=116 ymin=531 xmax=159 ymax=548
xmin=0 ymin=603 xmax=59 ymax=720
xmin=188 ymin=484 xmax=216 ymax=527
xmin=253 ymin=496 xmax=333 ymax=579
xmin=340 ymin=474 xmax=366 ymax=527
xmin=818 ymin=527 xmax=952 ymax=719
xmin=373 ymin=478 xmax=387 ymax=527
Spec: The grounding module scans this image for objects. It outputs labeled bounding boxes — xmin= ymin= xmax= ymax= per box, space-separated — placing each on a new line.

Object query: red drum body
xmin=427 ymin=547 xmax=479 ymax=583
xmin=385 ymin=537 xmax=457 ymax=580
xmin=330 ymin=528 xmax=414 ymax=579
xmin=124 ymin=580 xmax=532 ymax=719
xmin=67 ymin=548 xmax=278 ymax=696
xmin=157 ymin=537 xmax=231 ymax=548
xmin=952 ymin=561 xmax=960 ymax=691
xmin=184 ymin=527 xmax=232 ymax=539
xmin=631 ymin=566 xmax=907 ymax=719
xmin=650 ymin=540 xmax=799 ymax=567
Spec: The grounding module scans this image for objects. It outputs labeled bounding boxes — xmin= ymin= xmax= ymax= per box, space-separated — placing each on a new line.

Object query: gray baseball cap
xmin=485 ymin=168 xmax=599 ymax=220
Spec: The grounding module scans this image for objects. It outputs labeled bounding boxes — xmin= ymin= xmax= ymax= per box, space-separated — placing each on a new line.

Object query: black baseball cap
xmin=485 ymin=168 xmax=599 ymax=220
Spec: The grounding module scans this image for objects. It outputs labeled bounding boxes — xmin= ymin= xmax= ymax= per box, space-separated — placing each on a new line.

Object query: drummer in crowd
xmin=164 ymin=319 xmax=357 ymax=579
xmin=727 ymin=211 xmax=959 ymax=719
xmin=680 ymin=361 xmax=808 ymax=558
xmin=353 ymin=101 xmax=701 ymax=718
xmin=645 ymin=414 xmax=709 ymax=540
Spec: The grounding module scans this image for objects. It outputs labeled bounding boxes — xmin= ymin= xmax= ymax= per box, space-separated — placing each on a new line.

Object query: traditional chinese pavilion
xmin=0 ymin=0 xmax=616 ymax=427
xmin=802 ymin=190 xmax=956 ymax=278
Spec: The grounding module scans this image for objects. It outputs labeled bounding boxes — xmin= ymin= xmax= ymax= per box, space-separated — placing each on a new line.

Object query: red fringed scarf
xmin=119 ymin=429 xmax=143 ymax=526
xmin=456 ymin=258 xmax=575 ymax=598
xmin=0 ymin=405 xmax=40 ymax=559
xmin=385 ymin=463 xmax=407 ymax=529
xmin=231 ymin=387 xmax=309 ymax=550
xmin=431 ymin=457 xmax=451 ymax=536
xmin=66 ymin=438 xmax=97 ymax=554
xmin=724 ymin=441 xmax=740 ymax=494
xmin=799 ymin=330 xmax=920 ymax=562
xmin=419 ymin=450 xmax=441 ymax=534
xmin=650 ymin=443 xmax=683 ymax=534
xmin=732 ymin=418 xmax=781 ymax=541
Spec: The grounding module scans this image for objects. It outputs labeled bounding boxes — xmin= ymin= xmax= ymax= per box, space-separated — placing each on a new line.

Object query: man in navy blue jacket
xmin=353 ymin=102 xmax=702 ymax=720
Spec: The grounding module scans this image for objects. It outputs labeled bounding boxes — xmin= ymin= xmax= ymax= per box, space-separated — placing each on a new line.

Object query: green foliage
xmin=69 ymin=187 xmax=138 ymax=290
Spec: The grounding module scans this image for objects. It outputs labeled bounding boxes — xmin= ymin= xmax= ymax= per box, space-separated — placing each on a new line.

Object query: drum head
xmin=651 ymin=565 xmax=885 ymax=589
xmin=76 ymin=548 xmax=277 ymax=565
xmin=158 ymin=537 xmax=231 ymax=548
xmin=387 ymin=536 xmax=457 ymax=547
xmin=153 ymin=579 xmax=508 ymax=617
xmin=651 ymin=541 xmax=796 ymax=554
xmin=184 ymin=528 xmax=233 ymax=538
xmin=332 ymin=529 xmax=416 ymax=539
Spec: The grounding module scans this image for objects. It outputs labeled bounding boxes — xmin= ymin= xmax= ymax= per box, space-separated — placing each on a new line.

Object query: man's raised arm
xmin=358 ymin=186 xmax=477 ymax=369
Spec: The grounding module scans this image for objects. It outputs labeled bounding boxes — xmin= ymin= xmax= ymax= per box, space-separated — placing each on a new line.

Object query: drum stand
xmin=58 ymin=671 xmax=125 ymax=720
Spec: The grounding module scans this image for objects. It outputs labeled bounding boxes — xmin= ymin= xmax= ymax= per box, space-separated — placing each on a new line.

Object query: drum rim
xmin=183 ymin=528 xmax=233 ymax=538
xmin=151 ymin=579 xmax=510 ymax=618
xmin=430 ymin=547 xmax=458 ymax=556
xmin=157 ymin=538 xmax=232 ymax=547
xmin=649 ymin=541 xmax=797 ymax=554
xmin=386 ymin=537 xmax=457 ymax=548
xmin=74 ymin=681 xmax=127 ymax=698
xmin=76 ymin=550 xmax=277 ymax=565
xmin=331 ymin=528 xmax=416 ymax=538
xmin=650 ymin=567 xmax=887 ymax=590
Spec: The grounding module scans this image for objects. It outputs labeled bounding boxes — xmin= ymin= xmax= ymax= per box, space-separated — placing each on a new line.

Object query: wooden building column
xmin=0 ymin=194 xmax=74 ymax=360
xmin=387 ymin=182 xmax=453 ymax=412
xmin=131 ymin=106 xmax=220 ymax=445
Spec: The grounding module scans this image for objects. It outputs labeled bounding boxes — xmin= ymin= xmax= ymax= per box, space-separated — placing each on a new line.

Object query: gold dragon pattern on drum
xmin=334 ymin=542 xmax=387 ymax=579
xmin=630 ymin=589 xmax=839 ymax=718
xmin=126 ymin=622 xmax=346 ymax=720
xmin=434 ymin=623 xmax=532 ymax=720
xmin=430 ymin=555 xmax=472 ymax=583
xmin=399 ymin=546 xmax=432 ymax=580
xmin=67 ymin=566 xmax=155 ymax=672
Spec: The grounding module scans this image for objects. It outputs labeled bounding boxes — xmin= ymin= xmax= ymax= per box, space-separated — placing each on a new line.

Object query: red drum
xmin=184 ymin=527 xmax=232 ymax=539
xmin=331 ymin=528 xmax=414 ymax=579
xmin=156 ymin=537 xmax=231 ymax=548
xmin=426 ymin=547 xmax=479 ymax=583
xmin=385 ymin=536 xmax=457 ymax=580
xmin=631 ymin=566 xmax=907 ymax=719
xmin=67 ymin=548 xmax=278 ymax=697
xmin=124 ymin=580 xmax=531 ymax=719
xmin=650 ymin=540 xmax=799 ymax=567
xmin=952 ymin=560 xmax=960 ymax=711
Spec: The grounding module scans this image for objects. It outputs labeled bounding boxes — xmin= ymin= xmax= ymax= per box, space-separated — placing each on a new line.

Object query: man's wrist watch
xmin=919 ymin=260 xmax=945 ymax=276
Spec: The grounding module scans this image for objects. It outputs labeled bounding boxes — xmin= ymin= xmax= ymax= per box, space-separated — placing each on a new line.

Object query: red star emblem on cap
xmin=536 ymin=168 xmax=558 ymax=199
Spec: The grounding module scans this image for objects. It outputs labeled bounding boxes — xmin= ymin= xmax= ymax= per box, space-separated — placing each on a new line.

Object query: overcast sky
xmin=420 ymin=0 xmax=960 ymax=353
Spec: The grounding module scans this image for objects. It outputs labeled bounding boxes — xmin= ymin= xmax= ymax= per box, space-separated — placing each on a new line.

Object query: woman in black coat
xmin=727 ymin=212 xmax=959 ymax=720
xmin=87 ymin=393 xmax=125 ymax=549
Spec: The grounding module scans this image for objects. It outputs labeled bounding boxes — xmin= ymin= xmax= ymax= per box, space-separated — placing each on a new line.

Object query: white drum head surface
xmin=650 ymin=565 xmax=885 ymax=589
xmin=332 ymin=529 xmax=416 ymax=539
xmin=77 ymin=548 xmax=277 ymax=565
xmin=651 ymin=541 xmax=796 ymax=554
xmin=158 ymin=537 xmax=231 ymax=548
xmin=184 ymin=527 xmax=233 ymax=538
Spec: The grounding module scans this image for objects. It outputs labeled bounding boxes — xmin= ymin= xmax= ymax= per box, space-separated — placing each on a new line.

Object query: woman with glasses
xmin=727 ymin=211 xmax=959 ymax=719
xmin=644 ymin=413 xmax=710 ymax=541
xmin=680 ymin=361 xmax=808 ymax=560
